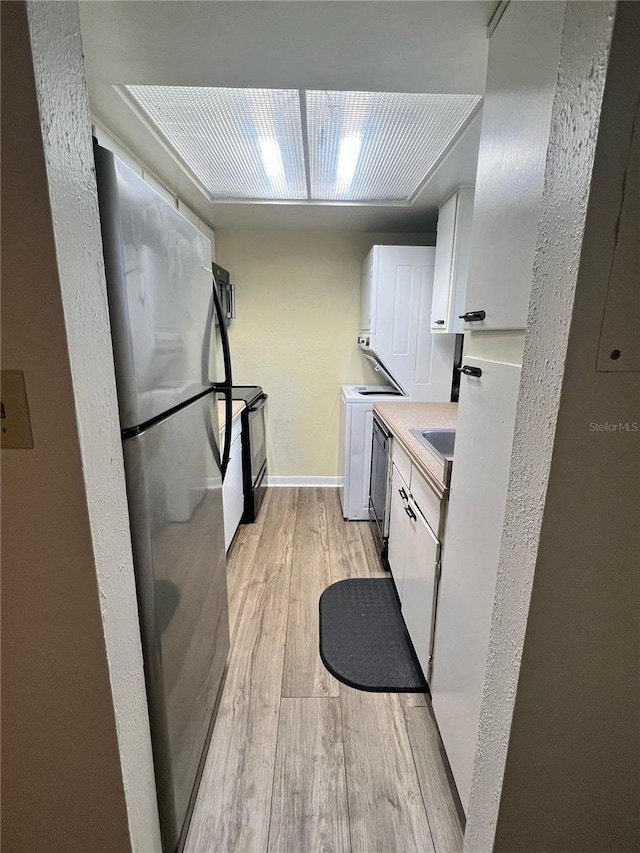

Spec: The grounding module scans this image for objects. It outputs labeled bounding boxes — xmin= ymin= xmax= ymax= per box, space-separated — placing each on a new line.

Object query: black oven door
xmin=240 ymin=391 xmax=268 ymax=522
xmin=247 ymin=393 xmax=267 ymax=487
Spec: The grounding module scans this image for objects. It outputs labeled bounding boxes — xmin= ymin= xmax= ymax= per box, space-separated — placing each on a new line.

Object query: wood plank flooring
xmin=186 ymin=488 xmax=463 ymax=853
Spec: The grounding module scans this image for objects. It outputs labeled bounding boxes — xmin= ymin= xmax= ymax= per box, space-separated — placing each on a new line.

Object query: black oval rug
xmin=319 ymin=578 xmax=428 ymax=693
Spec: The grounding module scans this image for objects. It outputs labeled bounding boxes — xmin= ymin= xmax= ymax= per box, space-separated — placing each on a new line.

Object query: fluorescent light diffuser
xmin=122 ymin=85 xmax=481 ymax=203
xmin=306 ymin=90 xmax=481 ymax=201
xmin=124 ymin=86 xmax=307 ymax=200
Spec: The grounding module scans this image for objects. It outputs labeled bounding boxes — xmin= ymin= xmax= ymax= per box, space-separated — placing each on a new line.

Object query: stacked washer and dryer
xmin=339 ymin=245 xmax=459 ymax=525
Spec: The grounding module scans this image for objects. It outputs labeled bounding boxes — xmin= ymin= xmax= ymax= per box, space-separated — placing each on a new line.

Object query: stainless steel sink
xmin=409 ymin=428 xmax=456 ymax=463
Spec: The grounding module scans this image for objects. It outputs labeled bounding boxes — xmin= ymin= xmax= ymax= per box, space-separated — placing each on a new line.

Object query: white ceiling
xmin=79 ymin=1 xmax=495 ymax=232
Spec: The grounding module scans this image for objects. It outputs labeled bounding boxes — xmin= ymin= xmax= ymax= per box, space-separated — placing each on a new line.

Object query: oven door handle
xmin=248 ymin=393 xmax=268 ymax=412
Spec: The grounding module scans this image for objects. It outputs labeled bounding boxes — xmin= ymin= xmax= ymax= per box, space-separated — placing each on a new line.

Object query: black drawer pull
xmin=404 ymin=505 xmax=417 ymax=521
xmin=433 ymin=319 xmax=445 ymax=325
xmin=459 ymin=310 xmax=486 ymax=322
xmin=398 ymin=487 xmax=408 ymax=501
xmin=460 ymin=365 xmax=483 ymax=378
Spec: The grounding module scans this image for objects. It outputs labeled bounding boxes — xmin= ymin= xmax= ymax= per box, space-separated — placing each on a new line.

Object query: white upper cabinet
xmin=431 ymin=187 xmax=475 ymax=335
xmin=463 ymin=1 xmax=566 ymax=330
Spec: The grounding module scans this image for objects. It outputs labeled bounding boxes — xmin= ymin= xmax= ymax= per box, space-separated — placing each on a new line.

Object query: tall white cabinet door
xmin=361 ymin=244 xmax=454 ymax=401
xmin=402 ymin=498 xmax=440 ymax=678
xmin=431 ymin=357 xmax=521 ymax=813
xmin=388 ymin=464 xmax=409 ymax=600
xmin=464 ymin=1 xmax=565 ymax=330
xmin=374 ymin=246 xmax=436 ymax=396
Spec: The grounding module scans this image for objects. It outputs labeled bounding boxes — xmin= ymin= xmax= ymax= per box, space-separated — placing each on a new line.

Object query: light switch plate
xmin=1 ymin=370 xmax=34 ymax=449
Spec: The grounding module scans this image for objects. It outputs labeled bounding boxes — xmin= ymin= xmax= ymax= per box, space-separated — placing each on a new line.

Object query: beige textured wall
xmin=0 ymin=4 xmax=146 ymax=850
xmin=216 ymin=230 xmax=432 ymax=479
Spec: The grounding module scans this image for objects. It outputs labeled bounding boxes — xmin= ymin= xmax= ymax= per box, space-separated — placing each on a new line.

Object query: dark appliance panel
xmin=212 ymin=263 xmax=235 ymax=328
xmin=369 ymin=413 xmax=392 ymax=568
xmin=232 ymin=386 xmax=268 ymax=523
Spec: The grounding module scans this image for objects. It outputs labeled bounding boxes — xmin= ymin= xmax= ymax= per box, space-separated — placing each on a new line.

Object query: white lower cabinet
xmin=388 ymin=464 xmax=410 ymax=600
xmin=223 ymin=430 xmax=243 ymax=552
xmin=430 ymin=357 xmax=521 ymax=813
xmin=388 ymin=461 xmax=441 ymax=680
xmin=402 ymin=495 xmax=440 ymax=676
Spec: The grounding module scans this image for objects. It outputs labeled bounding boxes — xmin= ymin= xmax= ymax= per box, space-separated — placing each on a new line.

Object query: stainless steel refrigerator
xmin=94 ymin=143 xmax=233 ymax=853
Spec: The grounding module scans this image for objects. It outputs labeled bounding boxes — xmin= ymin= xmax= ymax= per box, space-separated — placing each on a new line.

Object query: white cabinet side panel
xmin=338 ymin=393 xmax=347 ymax=511
xmin=431 ymin=358 xmax=521 ymax=812
xmin=360 ymin=249 xmax=375 ymax=335
xmin=359 ymin=408 xmax=375 ymax=514
xmin=223 ymin=434 xmax=243 ymax=551
xmin=414 ymin=333 xmax=456 ymax=402
xmin=431 ymin=193 xmax=457 ymax=329
xmin=343 ymin=402 xmax=376 ymax=521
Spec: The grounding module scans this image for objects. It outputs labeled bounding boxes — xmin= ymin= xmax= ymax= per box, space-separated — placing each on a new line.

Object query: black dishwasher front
xmin=369 ymin=413 xmax=392 ymax=569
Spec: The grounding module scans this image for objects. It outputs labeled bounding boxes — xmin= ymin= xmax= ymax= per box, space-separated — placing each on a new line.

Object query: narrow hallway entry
xmin=186 ymin=488 xmax=463 ymax=853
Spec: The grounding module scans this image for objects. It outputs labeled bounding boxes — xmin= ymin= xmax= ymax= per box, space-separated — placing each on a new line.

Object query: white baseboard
xmin=265 ymin=476 xmax=341 ymax=488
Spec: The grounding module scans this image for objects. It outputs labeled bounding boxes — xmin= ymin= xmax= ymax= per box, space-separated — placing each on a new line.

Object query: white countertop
xmin=217 ymin=399 xmax=245 ymax=439
xmin=373 ymin=401 xmax=458 ymax=498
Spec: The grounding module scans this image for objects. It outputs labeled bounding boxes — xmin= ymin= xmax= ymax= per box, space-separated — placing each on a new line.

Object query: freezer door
xmin=123 ymin=393 xmax=229 ymax=852
xmin=95 ymin=144 xmax=219 ymax=429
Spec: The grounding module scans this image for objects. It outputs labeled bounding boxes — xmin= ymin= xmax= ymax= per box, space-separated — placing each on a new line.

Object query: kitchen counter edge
xmin=373 ymin=401 xmax=458 ymax=500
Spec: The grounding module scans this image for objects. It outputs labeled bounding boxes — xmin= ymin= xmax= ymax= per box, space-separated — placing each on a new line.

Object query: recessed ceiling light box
xmin=122 ymin=85 xmax=481 ymax=204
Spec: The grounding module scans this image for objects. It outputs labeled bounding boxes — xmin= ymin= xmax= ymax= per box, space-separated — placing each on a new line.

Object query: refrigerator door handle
xmin=216 ymin=387 xmax=233 ymax=483
xmin=211 ymin=275 xmax=233 ymax=480
xmin=211 ymin=273 xmax=233 ymax=390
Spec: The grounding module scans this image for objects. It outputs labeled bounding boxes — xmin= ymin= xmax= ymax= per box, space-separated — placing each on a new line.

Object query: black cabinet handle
xmin=405 ymin=505 xmax=417 ymax=521
xmin=459 ymin=310 xmax=486 ymax=322
xmin=399 ymin=487 xmax=408 ymax=501
xmin=460 ymin=365 xmax=483 ymax=378
xmin=434 ymin=319 xmax=445 ymax=325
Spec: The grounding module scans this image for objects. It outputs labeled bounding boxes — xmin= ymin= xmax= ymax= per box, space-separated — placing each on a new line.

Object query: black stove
xmin=231 ymin=385 xmax=268 ymax=522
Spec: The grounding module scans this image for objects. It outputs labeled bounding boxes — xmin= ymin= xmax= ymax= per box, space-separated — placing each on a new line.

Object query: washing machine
xmin=339 ymin=385 xmax=407 ymax=520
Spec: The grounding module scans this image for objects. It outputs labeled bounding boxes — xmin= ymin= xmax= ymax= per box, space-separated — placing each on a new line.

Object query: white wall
xmin=215 ymin=230 xmax=433 ymax=481
xmin=1 ymin=3 xmax=161 ymax=850
xmin=467 ymin=3 xmax=639 ymax=849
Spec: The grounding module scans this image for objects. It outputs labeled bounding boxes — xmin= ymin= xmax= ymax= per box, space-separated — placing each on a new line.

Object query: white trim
xmin=266 ymin=476 xmax=342 ymax=488
xmin=25 ymin=3 xmax=162 ymax=849
xmin=487 ymin=1 xmax=509 ymax=38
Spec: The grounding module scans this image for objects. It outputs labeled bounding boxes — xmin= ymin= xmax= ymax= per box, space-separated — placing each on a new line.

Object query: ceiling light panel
xmin=306 ymin=91 xmax=481 ymax=201
xmin=124 ymin=86 xmax=307 ymax=200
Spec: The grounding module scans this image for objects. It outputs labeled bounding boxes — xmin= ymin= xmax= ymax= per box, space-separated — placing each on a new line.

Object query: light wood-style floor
xmin=186 ymin=488 xmax=464 ymax=853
